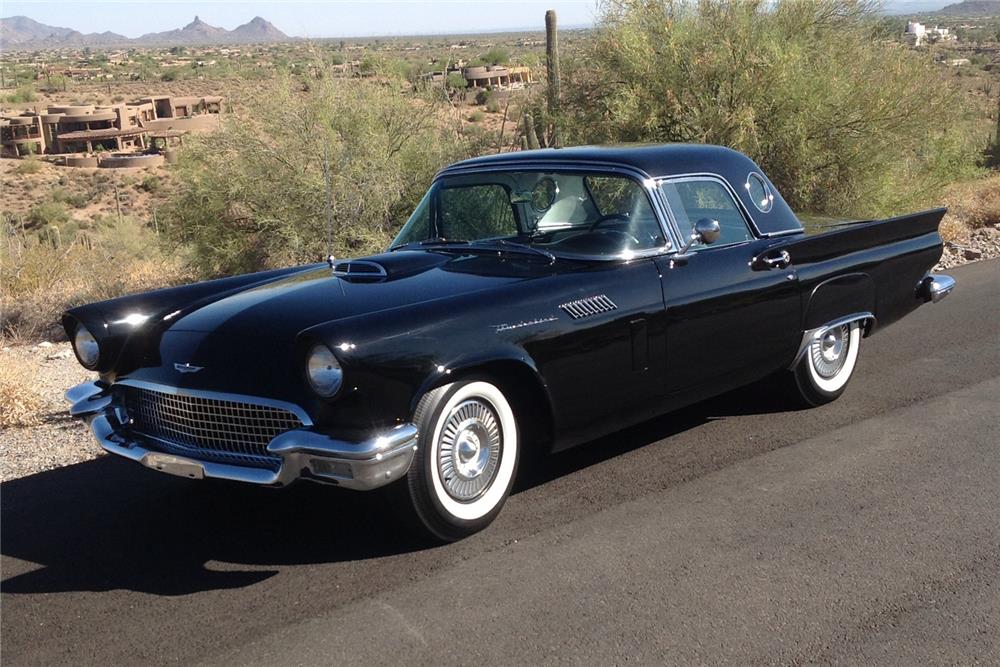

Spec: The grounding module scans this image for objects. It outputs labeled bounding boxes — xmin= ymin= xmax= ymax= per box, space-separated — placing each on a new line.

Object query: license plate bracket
xmin=143 ymin=452 xmax=206 ymax=480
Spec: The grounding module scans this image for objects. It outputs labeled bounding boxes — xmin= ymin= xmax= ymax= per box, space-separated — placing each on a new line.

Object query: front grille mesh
xmin=122 ymin=386 xmax=303 ymax=467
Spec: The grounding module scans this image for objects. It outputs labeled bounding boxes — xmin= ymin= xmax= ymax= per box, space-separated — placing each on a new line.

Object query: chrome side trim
xmin=560 ymin=294 xmax=618 ymax=319
xmin=922 ymin=274 xmax=955 ymax=303
xmin=789 ymin=312 xmax=875 ymax=369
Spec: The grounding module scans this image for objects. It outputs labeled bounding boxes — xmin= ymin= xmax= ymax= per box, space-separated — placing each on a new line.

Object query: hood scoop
xmin=333 ymin=260 xmax=387 ymax=283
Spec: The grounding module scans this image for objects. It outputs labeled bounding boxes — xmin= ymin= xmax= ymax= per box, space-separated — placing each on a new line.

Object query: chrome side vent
xmin=333 ymin=260 xmax=388 ymax=282
xmin=560 ymin=294 xmax=618 ymax=320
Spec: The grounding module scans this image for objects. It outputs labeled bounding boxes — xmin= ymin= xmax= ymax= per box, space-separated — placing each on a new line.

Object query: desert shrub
xmin=475 ymin=89 xmax=494 ymax=106
xmin=482 ymin=48 xmax=510 ymax=66
xmin=563 ymin=0 xmax=984 ymax=217
xmin=1 ymin=217 xmax=190 ymax=342
xmin=468 ymin=110 xmax=486 ymax=123
xmin=5 ymin=86 xmax=36 ymax=103
xmin=485 ymin=97 xmax=502 ymax=114
xmin=163 ymin=75 xmax=469 ymax=276
xmin=446 ymin=72 xmax=467 ymax=91
xmin=12 ymin=158 xmax=43 ymax=175
xmin=0 ymin=355 xmax=45 ymax=428
xmin=26 ymin=202 xmax=69 ymax=229
xmin=50 ymin=188 xmax=89 ymax=209
xmin=140 ymin=175 xmax=162 ymax=193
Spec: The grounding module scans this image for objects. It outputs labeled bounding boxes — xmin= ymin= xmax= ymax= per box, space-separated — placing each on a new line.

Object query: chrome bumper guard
xmin=921 ymin=273 xmax=956 ymax=304
xmin=65 ymin=382 xmax=418 ymax=490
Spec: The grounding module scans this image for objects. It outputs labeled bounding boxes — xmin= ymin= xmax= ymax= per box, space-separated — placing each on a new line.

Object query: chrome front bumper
xmin=65 ymin=381 xmax=418 ymax=490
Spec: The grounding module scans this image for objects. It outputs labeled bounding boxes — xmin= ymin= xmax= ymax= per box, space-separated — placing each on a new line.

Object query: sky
xmin=2 ymin=0 xmax=599 ymax=38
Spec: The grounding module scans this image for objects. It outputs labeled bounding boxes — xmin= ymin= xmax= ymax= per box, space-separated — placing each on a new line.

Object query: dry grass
xmin=940 ymin=174 xmax=1000 ymax=243
xmin=2 ymin=224 xmax=191 ymax=342
xmin=0 ymin=355 xmax=45 ymax=428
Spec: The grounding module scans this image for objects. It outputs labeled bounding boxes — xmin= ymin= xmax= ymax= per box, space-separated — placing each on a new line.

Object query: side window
xmin=439 ymin=184 xmax=517 ymax=241
xmin=659 ymin=179 xmax=752 ymax=248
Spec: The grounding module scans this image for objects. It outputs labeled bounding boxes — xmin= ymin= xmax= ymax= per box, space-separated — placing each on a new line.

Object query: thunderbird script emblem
xmin=174 ymin=362 xmax=204 ymax=374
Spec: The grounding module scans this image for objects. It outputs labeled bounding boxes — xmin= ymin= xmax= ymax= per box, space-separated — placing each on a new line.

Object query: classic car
xmin=64 ymin=144 xmax=955 ymax=541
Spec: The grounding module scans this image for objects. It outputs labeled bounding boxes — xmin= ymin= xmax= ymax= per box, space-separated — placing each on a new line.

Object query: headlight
xmin=306 ymin=344 xmax=343 ymax=397
xmin=73 ymin=325 xmax=100 ymax=369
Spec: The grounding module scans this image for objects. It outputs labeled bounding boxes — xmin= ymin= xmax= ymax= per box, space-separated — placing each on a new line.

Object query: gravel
xmin=0 ymin=342 xmax=102 ymax=482
xmin=936 ymin=224 xmax=1000 ymax=271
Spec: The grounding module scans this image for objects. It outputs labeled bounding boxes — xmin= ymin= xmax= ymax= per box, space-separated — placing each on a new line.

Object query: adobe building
xmin=463 ymin=65 xmax=532 ymax=89
xmin=1 ymin=94 xmax=223 ymax=159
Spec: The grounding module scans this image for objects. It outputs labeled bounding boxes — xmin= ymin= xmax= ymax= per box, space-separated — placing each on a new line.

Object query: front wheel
xmin=393 ymin=379 xmax=519 ymax=542
xmin=787 ymin=320 xmax=862 ymax=407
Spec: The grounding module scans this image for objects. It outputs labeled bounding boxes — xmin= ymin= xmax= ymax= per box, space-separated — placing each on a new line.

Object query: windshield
xmin=390 ymin=170 xmax=670 ymax=258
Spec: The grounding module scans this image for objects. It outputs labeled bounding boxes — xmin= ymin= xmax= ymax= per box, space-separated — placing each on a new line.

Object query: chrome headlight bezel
xmin=73 ymin=324 xmax=101 ymax=370
xmin=305 ymin=344 xmax=344 ymax=398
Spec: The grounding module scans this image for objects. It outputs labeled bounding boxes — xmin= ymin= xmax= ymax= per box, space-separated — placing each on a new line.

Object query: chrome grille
xmin=122 ymin=385 xmax=303 ymax=467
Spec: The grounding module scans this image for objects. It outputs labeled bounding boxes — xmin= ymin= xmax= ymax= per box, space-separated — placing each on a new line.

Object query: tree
xmin=562 ymin=0 xmax=981 ymax=216
xmin=164 ymin=75 xmax=471 ymax=275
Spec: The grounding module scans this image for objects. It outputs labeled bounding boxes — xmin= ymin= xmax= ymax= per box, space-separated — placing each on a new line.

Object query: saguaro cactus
xmin=545 ymin=9 xmax=561 ymax=145
xmin=523 ymin=112 xmax=540 ymax=150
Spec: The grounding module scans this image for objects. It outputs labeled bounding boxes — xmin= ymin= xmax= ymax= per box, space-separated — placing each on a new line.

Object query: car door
xmin=653 ymin=176 xmax=801 ymax=396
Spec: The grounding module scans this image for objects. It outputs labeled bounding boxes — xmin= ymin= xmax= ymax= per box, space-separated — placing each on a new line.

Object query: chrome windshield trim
xmin=114 ymin=379 xmax=314 ymax=427
xmin=426 ymin=162 xmax=683 ymax=256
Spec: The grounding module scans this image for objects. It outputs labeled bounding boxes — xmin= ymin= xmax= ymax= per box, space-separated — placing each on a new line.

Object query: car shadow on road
xmin=1 ymin=381 xmax=794 ymax=598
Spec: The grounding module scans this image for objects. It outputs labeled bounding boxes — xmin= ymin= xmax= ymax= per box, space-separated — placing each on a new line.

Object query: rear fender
xmin=803 ymin=273 xmax=877 ymax=333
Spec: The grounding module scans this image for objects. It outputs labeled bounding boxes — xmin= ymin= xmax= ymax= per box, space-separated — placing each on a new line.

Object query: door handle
xmin=758 ymin=250 xmax=790 ymax=269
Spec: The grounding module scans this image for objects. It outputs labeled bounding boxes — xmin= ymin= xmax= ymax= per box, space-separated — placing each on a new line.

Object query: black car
xmin=64 ymin=144 xmax=955 ymax=541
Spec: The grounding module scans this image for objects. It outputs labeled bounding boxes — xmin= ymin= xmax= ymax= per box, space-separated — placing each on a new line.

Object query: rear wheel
xmin=393 ymin=379 xmax=519 ymax=542
xmin=787 ymin=320 xmax=862 ymax=406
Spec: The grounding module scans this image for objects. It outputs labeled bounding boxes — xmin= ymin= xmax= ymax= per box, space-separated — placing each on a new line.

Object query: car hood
xmin=165 ymin=250 xmax=542 ymax=338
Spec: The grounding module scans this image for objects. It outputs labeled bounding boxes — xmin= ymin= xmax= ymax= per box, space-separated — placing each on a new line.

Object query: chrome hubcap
xmin=811 ymin=324 xmax=850 ymax=378
xmin=438 ymin=399 xmax=502 ymax=502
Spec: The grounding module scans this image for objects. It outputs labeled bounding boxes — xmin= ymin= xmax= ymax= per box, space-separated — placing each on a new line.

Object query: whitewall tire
xmin=790 ymin=320 xmax=862 ymax=406
xmin=394 ymin=379 xmax=519 ymax=541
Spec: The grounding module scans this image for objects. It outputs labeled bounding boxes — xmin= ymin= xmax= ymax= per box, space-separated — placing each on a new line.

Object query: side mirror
xmin=677 ymin=218 xmax=721 ymax=256
xmin=694 ymin=218 xmax=721 ymax=244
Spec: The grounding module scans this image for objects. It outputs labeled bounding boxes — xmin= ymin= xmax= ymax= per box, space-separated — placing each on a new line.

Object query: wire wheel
xmin=436 ymin=399 xmax=503 ymax=502
xmin=810 ymin=323 xmax=851 ymax=379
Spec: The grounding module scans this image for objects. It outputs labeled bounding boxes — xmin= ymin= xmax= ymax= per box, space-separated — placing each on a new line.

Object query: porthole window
xmin=746 ymin=173 xmax=774 ymax=213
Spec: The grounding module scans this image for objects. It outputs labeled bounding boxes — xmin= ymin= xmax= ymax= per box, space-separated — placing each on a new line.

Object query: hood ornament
xmin=174 ymin=362 xmax=204 ymax=374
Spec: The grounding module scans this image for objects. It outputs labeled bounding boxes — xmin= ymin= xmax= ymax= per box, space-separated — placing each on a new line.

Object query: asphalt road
xmin=2 ymin=259 xmax=998 ymax=666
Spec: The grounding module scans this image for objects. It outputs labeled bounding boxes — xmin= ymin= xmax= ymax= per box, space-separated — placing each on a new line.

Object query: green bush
xmin=140 ymin=175 xmax=162 ymax=193
xmin=163 ymin=74 xmax=470 ymax=276
xmin=26 ymin=202 xmax=70 ymax=229
xmin=563 ymin=0 xmax=983 ymax=217
xmin=468 ymin=110 xmax=486 ymax=123
xmin=5 ymin=86 xmax=36 ymax=103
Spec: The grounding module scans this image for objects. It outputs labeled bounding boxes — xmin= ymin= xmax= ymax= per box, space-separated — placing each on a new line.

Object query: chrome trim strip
xmin=922 ymin=274 xmax=955 ymax=303
xmin=789 ymin=312 xmax=876 ymax=369
xmin=114 ymin=379 xmax=314 ymax=427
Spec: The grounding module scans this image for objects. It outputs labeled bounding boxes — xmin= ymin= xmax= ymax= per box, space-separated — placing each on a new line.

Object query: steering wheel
xmin=589 ymin=213 xmax=631 ymax=232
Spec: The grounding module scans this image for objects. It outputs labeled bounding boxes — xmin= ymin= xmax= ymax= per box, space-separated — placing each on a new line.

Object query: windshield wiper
xmin=470 ymin=239 xmax=556 ymax=264
xmin=389 ymin=238 xmax=470 ymax=252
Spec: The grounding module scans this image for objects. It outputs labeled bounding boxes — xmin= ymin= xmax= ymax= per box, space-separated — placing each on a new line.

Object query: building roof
xmin=56 ymin=127 xmax=148 ymax=141
xmin=440 ymin=144 xmax=804 ymax=237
